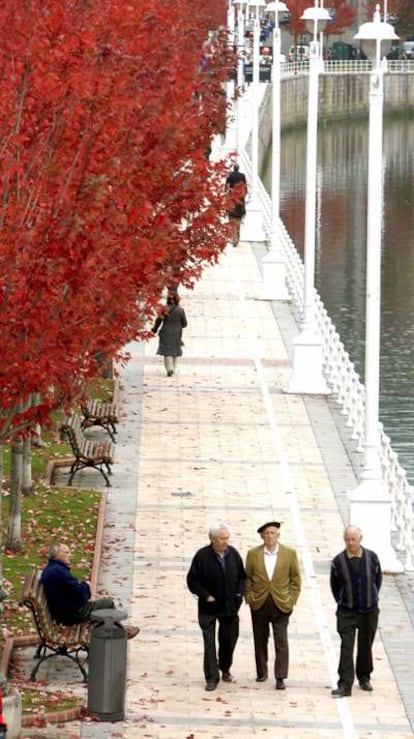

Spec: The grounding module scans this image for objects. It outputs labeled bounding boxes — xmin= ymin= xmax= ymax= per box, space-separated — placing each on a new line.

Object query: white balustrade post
xmin=349 ymin=7 xmax=402 ymax=573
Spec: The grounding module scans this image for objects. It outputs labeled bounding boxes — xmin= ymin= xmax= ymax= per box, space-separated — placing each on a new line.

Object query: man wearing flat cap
xmin=245 ymin=521 xmax=301 ymax=690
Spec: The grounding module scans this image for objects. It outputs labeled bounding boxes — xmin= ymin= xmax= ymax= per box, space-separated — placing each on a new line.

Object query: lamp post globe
xmin=354 ymin=3 xmax=398 ymax=64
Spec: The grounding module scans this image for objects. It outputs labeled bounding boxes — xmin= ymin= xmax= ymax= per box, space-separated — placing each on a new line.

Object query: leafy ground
xmin=2 ymin=486 xmax=101 ymax=635
xmin=1 ymin=378 xmax=113 ymax=720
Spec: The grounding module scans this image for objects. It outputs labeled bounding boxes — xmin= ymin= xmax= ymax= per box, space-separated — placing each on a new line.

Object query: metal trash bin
xmin=87 ymin=608 xmax=128 ymax=722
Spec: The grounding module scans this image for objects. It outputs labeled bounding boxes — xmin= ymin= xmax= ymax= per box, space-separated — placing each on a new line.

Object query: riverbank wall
xmin=257 ymin=71 xmax=414 ymax=166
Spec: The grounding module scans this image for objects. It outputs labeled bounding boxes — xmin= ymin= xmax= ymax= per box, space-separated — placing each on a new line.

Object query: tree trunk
xmin=7 ymin=438 xmax=23 ymax=552
xmin=32 ymin=422 xmax=46 ymax=448
xmin=22 ymin=437 xmax=33 ymax=495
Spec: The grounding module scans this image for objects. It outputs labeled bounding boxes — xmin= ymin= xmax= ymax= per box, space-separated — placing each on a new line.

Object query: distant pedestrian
xmin=226 ymin=164 xmax=247 ymax=247
xmin=187 ymin=523 xmax=246 ymax=691
xmin=152 ymin=293 xmax=187 ymax=377
xmin=330 ymin=526 xmax=382 ymax=697
xmin=245 ymin=521 xmax=301 ymax=690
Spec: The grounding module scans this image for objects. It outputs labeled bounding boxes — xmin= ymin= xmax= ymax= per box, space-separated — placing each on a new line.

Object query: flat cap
xmin=257 ymin=521 xmax=281 ymax=534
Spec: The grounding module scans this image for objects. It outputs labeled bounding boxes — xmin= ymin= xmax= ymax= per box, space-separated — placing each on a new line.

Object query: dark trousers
xmin=336 ymin=609 xmax=379 ymax=688
xmin=75 ymin=597 xmax=115 ymax=622
xmin=251 ymin=595 xmax=291 ymax=680
xmin=198 ymin=611 xmax=239 ymax=682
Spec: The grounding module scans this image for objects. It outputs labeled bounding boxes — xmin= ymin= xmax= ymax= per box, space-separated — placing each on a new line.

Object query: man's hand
xmin=206 ymin=595 xmax=215 ymax=602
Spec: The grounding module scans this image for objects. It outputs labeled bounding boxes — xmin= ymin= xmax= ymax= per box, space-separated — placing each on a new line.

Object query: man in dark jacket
xmin=330 ymin=526 xmax=382 ymax=697
xmin=41 ymin=543 xmax=139 ymax=638
xmin=187 ymin=524 xmax=246 ymax=691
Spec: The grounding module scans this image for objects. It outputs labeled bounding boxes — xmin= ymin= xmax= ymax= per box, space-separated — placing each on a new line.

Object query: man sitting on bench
xmin=41 ymin=542 xmax=139 ymax=639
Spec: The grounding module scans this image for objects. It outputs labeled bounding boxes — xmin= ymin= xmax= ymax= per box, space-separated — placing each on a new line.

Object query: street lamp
xmin=233 ymin=0 xmax=249 ymax=153
xmin=223 ymin=0 xmax=239 ymax=152
xmin=259 ymin=0 xmax=291 ymax=301
xmin=242 ymin=0 xmax=267 ymax=242
xmin=349 ymin=5 xmax=402 ymax=572
xmin=287 ymin=0 xmax=331 ymax=394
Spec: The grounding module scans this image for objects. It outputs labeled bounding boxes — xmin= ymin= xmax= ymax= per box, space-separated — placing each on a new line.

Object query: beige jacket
xmin=245 ymin=543 xmax=301 ymax=613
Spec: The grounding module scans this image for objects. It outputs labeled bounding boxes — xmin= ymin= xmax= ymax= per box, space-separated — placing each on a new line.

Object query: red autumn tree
xmin=0 ymin=0 xmax=233 ymax=443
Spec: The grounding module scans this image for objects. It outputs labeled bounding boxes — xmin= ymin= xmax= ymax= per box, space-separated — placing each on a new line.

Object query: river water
xmin=262 ymin=112 xmax=414 ymax=482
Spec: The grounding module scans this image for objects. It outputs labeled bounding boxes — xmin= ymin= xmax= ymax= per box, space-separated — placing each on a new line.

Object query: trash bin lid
xmin=90 ymin=608 xmax=128 ymax=638
xmin=90 ymin=608 xmax=127 ymax=622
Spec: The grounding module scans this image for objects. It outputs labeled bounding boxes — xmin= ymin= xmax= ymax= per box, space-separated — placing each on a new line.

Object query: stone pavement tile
xmin=74 ymin=241 xmax=413 ymax=738
xmin=121 ymin=243 xmax=410 ymax=737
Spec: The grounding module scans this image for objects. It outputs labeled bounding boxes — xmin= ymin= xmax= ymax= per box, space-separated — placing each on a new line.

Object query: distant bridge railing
xmin=239 ymin=149 xmax=414 ymax=572
xmin=281 ymin=59 xmax=414 ymax=77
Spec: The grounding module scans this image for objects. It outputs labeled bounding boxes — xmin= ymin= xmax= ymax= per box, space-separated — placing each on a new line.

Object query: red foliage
xmin=0 ymin=0 xmax=233 ymax=439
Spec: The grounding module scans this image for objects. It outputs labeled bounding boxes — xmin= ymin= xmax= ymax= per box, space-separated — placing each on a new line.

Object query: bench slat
xmin=20 ymin=569 xmax=90 ymax=681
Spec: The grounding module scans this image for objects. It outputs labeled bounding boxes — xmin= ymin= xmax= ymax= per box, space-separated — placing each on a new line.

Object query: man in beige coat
xmin=245 ymin=521 xmax=301 ymax=689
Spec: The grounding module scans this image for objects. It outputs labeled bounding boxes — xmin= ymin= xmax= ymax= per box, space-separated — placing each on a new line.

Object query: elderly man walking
xmin=245 ymin=521 xmax=301 ymax=690
xmin=330 ymin=526 xmax=382 ymax=697
xmin=187 ymin=524 xmax=246 ymax=691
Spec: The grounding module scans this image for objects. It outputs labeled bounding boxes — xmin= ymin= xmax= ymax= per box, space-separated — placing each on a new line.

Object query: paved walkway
xmin=22 ymin=237 xmax=414 ymax=738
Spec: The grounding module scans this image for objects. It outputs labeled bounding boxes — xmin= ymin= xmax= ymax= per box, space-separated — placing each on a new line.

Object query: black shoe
xmin=331 ymin=686 xmax=352 ymax=697
xmin=205 ymin=680 xmax=218 ymax=691
xmin=256 ymin=674 xmax=268 ymax=682
xmin=276 ymin=678 xmax=286 ymax=690
xmin=359 ymin=680 xmax=373 ymax=691
xmin=222 ymin=672 xmax=233 ymax=683
xmin=167 ymin=370 xmax=174 ymax=377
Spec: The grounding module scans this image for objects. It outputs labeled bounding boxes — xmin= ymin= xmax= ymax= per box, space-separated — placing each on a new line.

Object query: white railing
xmin=240 ymin=149 xmax=414 ymax=571
xmin=281 ymin=59 xmax=414 ymax=77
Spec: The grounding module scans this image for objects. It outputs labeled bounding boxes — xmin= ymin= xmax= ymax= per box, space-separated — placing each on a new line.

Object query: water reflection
xmin=262 ymin=114 xmax=414 ymax=480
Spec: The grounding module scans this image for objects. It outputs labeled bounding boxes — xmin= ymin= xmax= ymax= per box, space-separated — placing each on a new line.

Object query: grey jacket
xmin=154 ymin=304 xmax=187 ymax=357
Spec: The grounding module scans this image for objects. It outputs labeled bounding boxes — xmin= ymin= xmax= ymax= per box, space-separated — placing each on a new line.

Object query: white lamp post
xmin=242 ymin=0 xmax=267 ymax=242
xmin=259 ymin=0 xmax=291 ymax=301
xmin=349 ymin=5 xmax=402 ymax=572
xmin=223 ymin=0 xmax=239 ymax=152
xmin=287 ymin=0 xmax=331 ymax=394
xmin=233 ymin=0 xmax=249 ymax=153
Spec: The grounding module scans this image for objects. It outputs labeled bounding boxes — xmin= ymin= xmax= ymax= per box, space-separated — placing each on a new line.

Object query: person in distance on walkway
xmin=152 ymin=292 xmax=187 ymax=377
xmin=245 ymin=521 xmax=301 ymax=690
xmin=186 ymin=524 xmax=246 ymax=691
xmin=41 ymin=542 xmax=139 ymax=639
xmin=330 ymin=525 xmax=382 ymax=697
xmin=225 ymin=163 xmax=247 ymax=247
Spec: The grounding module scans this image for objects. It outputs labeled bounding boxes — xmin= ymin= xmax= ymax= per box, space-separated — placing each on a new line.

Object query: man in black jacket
xmin=41 ymin=542 xmax=139 ymax=638
xmin=187 ymin=524 xmax=246 ymax=691
xmin=330 ymin=526 xmax=382 ymax=697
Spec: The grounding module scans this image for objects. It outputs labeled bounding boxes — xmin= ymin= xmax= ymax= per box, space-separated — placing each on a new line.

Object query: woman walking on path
xmin=226 ymin=164 xmax=247 ymax=247
xmin=152 ymin=293 xmax=187 ymax=376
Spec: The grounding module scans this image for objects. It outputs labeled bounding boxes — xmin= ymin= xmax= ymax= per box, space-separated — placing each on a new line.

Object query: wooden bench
xmin=60 ymin=413 xmax=114 ymax=487
xmin=19 ymin=570 xmax=90 ymax=681
xmin=80 ymin=399 xmax=119 ymax=442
